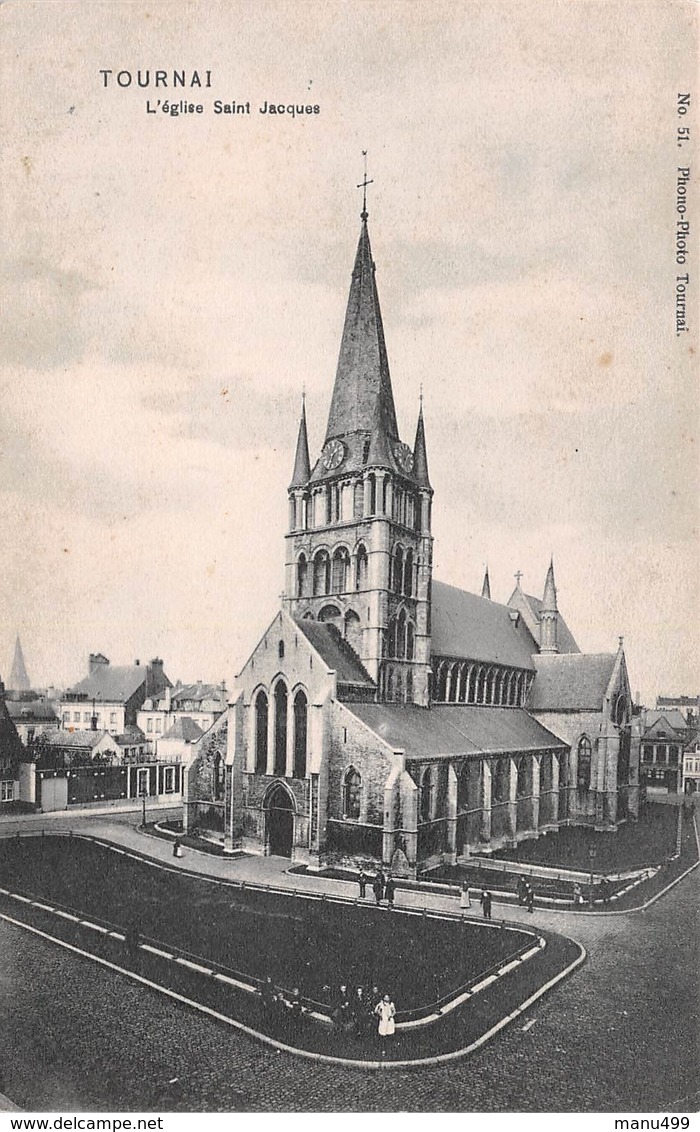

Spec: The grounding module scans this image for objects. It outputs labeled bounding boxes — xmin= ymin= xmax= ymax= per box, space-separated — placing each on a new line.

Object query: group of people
xmin=259 ymin=976 xmax=305 ymax=1034
xmin=516 ymin=876 xmax=536 ymax=912
xmin=357 ymin=868 xmax=396 ymax=907
xmin=328 ymin=982 xmax=397 ymax=1044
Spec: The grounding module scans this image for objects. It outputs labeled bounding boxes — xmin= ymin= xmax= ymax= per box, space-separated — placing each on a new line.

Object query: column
xmin=446 ymin=763 xmax=458 ymax=863
xmin=550 ymin=751 xmax=560 ymax=825
xmin=480 ymin=760 xmax=492 ymax=843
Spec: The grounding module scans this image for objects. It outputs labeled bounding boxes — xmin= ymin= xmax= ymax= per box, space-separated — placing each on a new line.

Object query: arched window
xmin=254 ymin=690 xmax=268 ymax=774
xmin=296 ymin=554 xmax=308 ymax=598
xmin=387 ymin=619 xmax=397 ymax=659
xmin=467 ymin=666 xmax=478 ymax=703
xmin=420 ymin=766 xmax=435 ymax=823
xmin=343 ymin=767 xmax=361 ymax=819
xmin=331 ymin=547 xmax=350 ymax=593
xmin=436 ymin=663 xmax=448 ymax=702
xmin=353 ymin=481 xmax=364 ymax=519
xmin=355 ymin=544 xmax=369 ymax=590
xmin=313 ymin=551 xmax=330 ymax=596
xmin=577 ymin=735 xmax=592 ymax=790
xmin=318 ymin=604 xmax=341 ymax=629
xmin=293 ymin=690 xmax=307 ymax=778
xmin=404 ymin=549 xmax=414 ymax=596
xmin=494 ymin=757 xmax=509 ymax=803
xmin=406 ymin=620 xmax=415 ymax=661
xmin=393 ymin=547 xmax=404 ymax=594
xmin=214 ymin=753 xmax=225 ymax=801
xmin=273 ymin=682 xmax=288 ymax=776
xmin=516 ymin=756 xmax=528 ymax=797
xmin=477 ymin=667 xmax=487 ymax=703
xmin=368 ymin=473 xmax=376 ymax=514
xmin=397 ymin=608 xmax=407 ymax=659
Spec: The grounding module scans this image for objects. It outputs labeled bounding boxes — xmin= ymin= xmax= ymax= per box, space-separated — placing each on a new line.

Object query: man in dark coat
xmin=526 ymin=885 xmax=535 ymax=913
xmin=480 ymin=889 xmax=492 ymax=919
xmin=358 ymin=868 xmax=368 ymax=898
xmin=372 ymin=871 xmax=384 ymax=905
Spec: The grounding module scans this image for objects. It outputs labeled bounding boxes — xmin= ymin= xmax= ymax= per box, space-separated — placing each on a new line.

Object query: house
xmin=61 ymin=655 xmax=171 ymax=736
xmin=6 ymin=695 xmax=59 ymax=746
xmin=0 ymin=679 xmax=24 ymax=805
xmin=638 ymin=709 xmax=688 ymax=795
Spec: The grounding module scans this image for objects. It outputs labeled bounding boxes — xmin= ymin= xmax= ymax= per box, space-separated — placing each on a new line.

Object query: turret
xmin=540 ymin=557 xmax=559 ymax=654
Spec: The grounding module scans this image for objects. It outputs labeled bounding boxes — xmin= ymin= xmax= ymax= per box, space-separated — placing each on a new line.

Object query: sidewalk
xmin=1 ymin=811 xmax=617 ymax=937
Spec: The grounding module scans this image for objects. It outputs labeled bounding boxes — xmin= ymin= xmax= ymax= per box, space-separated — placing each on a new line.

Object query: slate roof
xmin=67 ymin=665 xmax=147 ymax=704
xmin=529 ymin=653 xmax=616 ymax=711
xmin=45 ymin=729 xmax=113 ymax=749
xmin=0 ymin=697 xmax=23 ymax=766
xmin=522 ymin=593 xmax=581 ymax=654
xmin=431 ymin=581 xmax=537 ymax=669
xmin=345 ymin=703 xmax=566 ymax=758
xmin=171 ymin=683 xmax=227 ymax=708
xmin=296 ymin=620 xmax=375 ymax=686
xmin=641 ymin=709 xmax=687 ymax=734
xmin=115 ymin=725 xmax=146 ymax=746
xmin=161 ymin=716 xmax=204 ymax=742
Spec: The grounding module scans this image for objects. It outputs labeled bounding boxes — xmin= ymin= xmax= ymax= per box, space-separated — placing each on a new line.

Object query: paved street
xmin=0 ymin=811 xmax=698 ymax=1112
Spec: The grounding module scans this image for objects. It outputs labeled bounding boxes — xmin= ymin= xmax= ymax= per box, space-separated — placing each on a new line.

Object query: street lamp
xmin=588 ymin=845 xmax=596 ymax=905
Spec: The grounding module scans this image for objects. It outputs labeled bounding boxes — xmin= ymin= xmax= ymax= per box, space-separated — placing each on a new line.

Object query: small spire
xmin=543 ymin=557 xmax=558 ymax=612
xmin=413 ymin=398 xmax=431 ymax=489
xmin=289 ymin=395 xmax=311 ymax=488
xmin=618 ymin=635 xmax=624 ymax=650
xmin=481 ymin=565 xmax=491 ymax=600
xmin=514 ymin=570 xmax=523 ymax=588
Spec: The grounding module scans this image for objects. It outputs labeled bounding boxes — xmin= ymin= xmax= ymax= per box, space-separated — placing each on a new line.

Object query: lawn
xmin=0 ymin=835 xmax=527 ymax=1011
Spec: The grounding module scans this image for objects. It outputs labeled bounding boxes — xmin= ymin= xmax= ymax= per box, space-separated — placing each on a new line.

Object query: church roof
xmin=345 ymin=703 xmax=566 ymax=758
xmin=431 ymin=580 xmax=537 ymax=669
xmin=296 ymin=620 xmax=375 ymax=687
xmin=529 ymin=653 xmax=616 ymax=711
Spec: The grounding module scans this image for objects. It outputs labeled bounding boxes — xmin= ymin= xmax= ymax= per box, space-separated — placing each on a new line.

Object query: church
xmin=185 ymin=197 xmax=640 ymax=875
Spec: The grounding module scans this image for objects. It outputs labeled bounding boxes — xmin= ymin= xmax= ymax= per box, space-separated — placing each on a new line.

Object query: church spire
xmin=481 ymin=565 xmax=491 ymax=600
xmin=543 ymin=557 xmax=558 ymax=612
xmin=413 ymin=398 xmax=431 ymax=489
xmin=9 ymin=634 xmax=30 ymax=692
xmin=289 ymin=394 xmax=311 ymax=488
xmin=322 ymin=212 xmax=399 ymax=450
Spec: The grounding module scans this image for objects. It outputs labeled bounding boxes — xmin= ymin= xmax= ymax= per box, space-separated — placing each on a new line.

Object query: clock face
xmin=321 ymin=439 xmax=345 ymax=471
xmin=393 ymin=442 xmax=414 ymax=474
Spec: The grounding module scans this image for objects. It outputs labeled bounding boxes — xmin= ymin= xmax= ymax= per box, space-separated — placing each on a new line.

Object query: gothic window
xmin=313 ymin=550 xmax=330 ymax=596
xmin=296 ymin=554 xmax=308 ymax=598
xmin=516 ymin=756 xmax=528 ymax=797
xmin=274 ymin=682 xmax=288 ymax=776
xmin=368 ymin=473 xmax=376 ymax=515
xmin=436 ymin=663 xmax=448 ymax=702
xmin=387 ymin=619 xmax=397 ymax=659
xmin=293 ymin=690 xmax=307 ymax=778
xmin=397 ymin=608 xmax=407 ymax=659
xmin=254 ymin=690 xmax=268 ymax=774
xmin=393 ymin=546 xmax=404 ymax=594
xmin=404 ymin=549 xmax=414 ymax=596
xmin=406 ymin=620 xmax=415 ymax=661
xmin=467 ymin=666 xmax=477 ymax=703
xmin=494 ymin=757 xmax=508 ymax=803
xmin=577 ymin=735 xmax=592 ymax=790
xmin=477 ymin=667 xmax=486 ymax=703
xmin=419 ymin=766 xmax=435 ymax=823
xmin=331 ymin=547 xmax=350 ymax=593
xmin=318 ymin=604 xmax=341 ymax=629
xmin=613 ymin=693 xmax=628 ymax=727
xmin=355 ymin=543 xmax=369 ymax=590
xmin=343 ymin=767 xmax=361 ymax=820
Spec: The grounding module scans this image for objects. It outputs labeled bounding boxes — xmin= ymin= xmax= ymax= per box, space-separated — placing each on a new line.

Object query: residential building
xmin=61 ymin=655 xmax=171 ymax=736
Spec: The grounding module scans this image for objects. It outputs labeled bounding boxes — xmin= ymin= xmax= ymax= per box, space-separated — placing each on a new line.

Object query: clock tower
xmin=283 ymin=204 xmax=433 ymax=706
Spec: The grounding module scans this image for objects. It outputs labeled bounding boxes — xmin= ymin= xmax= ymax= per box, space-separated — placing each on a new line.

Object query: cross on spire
xmin=357 ymin=150 xmax=373 ymax=220
xmin=514 ymin=570 xmax=523 ymax=586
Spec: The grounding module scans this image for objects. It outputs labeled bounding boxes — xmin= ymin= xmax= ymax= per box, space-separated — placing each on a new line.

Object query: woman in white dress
xmin=460 ymin=880 xmax=472 ymax=910
xmin=375 ymin=994 xmax=396 ymax=1045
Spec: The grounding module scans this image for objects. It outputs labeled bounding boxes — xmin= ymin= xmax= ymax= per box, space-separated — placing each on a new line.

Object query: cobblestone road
xmin=1 ymin=847 xmax=697 ymax=1112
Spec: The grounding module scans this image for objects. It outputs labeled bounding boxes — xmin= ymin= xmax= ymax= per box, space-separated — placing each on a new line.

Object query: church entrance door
xmin=265 ymin=784 xmax=295 ymax=857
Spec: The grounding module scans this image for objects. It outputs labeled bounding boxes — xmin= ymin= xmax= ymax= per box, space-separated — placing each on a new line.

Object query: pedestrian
xmin=173 ymin=838 xmax=183 ymax=858
xmin=372 ymin=871 xmax=384 ymax=905
xmin=480 ymin=888 xmax=492 ymax=919
xmin=526 ymin=885 xmax=535 ymax=914
xmin=384 ymin=875 xmax=396 ymax=908
xmin=332 ymin=984 xmax=352 ymax=1030
xmin=260 ymin=975 xmax=277 ymax=1016
xmin=358 ymin=867 xmax=368 ymax=899
xmin=374 ymin=993 xmax=396 ymax=1049
xmin=573 ymin=882 xmax=584 ymax=906
xmin=460 ymin=880 xmax=471 ymax=911
xmin=601 ymin=877 xmax=611 ymax=905
xmin=284 ymin=986 xmax=303 ymax=1034
xmin=352 ymin=985 xmax=367 ymax=1036
xmin=517 ymin=875 xmax=528 ymax=906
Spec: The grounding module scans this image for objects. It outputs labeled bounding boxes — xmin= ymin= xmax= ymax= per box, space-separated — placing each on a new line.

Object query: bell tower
xmin=283 ymin=179 xmax=433 ymax=705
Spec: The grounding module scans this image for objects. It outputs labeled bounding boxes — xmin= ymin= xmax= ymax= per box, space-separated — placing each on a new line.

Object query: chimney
xmin=89 ymin=653 xmax=110 ymax=676
xmin=147 ymin=658 xmax=165 ymax=698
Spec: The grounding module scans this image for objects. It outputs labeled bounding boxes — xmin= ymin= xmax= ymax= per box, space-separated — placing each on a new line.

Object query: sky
xmin=0 ymin=0 xmax=697 ymax=703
